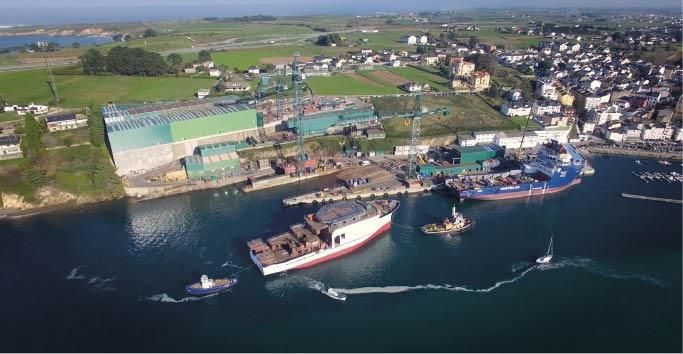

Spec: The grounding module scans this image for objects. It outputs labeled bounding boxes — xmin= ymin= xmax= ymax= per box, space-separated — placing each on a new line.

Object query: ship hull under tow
xmin=250 ymin=201 xmax=398 ymax=276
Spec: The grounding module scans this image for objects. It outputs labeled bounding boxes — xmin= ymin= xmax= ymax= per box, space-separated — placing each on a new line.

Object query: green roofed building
xmin=102 ymin=98 xmax=258 ymax=175
xmin=453 ymin=144 xmax=501 ymax=164
xmin=288 ymin=108 xmax=377 ymax=137
xmin=418 ymin=144 xmax=502 ymax=177
xmin=185 ymin=143 xmax=241 ymax=182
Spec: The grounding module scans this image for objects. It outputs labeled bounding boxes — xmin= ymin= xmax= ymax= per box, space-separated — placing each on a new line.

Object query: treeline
xmin=81 ymin=46 xmax=168 ymax=76
xmin=202 ymin=15 xmax=276 ymax=22
xmin=315 ymin=34 xmax=342 ymax=46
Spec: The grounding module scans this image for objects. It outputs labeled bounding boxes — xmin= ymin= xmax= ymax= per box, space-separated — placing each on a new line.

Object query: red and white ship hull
xmin=251 ymin=203 xmax=398 ymax=276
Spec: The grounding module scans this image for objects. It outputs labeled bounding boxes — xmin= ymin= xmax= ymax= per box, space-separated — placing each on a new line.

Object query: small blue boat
xmin=185 ymin=275 xmax=238 ymax=295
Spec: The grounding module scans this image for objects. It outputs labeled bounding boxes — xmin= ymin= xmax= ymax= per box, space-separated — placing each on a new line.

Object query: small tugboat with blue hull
xmin=186 ymin=275 xmax=238 ymax=295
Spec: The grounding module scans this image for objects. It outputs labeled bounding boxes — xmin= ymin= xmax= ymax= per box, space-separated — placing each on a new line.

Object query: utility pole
xmin=39 ymin=41 xmax=59 ymax=103
xmin=292 ymin=53 xmax=306 ymax=175
xmin=406 ymin=92 xmax=422 ymax=180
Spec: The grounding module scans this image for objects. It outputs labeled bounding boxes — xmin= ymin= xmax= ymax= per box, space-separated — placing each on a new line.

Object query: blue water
xmin=0 ymin=156 xmax=681 ymax=352
xmin=0 ymin=35 xmax=112 ymax=49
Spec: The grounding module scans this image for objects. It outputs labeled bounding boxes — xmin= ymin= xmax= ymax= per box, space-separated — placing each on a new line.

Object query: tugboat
xmin=185 ymin=275 xmax=238 ymax=295
xmin=420 ymin=205 xmax=474 ymax=235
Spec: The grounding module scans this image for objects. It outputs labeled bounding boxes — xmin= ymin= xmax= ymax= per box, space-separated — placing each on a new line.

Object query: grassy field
xmin=388 ymin=67 xmax=451 ymax=92
xmin=509 ymin=116 xmax=541 ymax=130
xmin=342 ymin=31 xmax=415 ymax=50
xmin=211 ymin=45 xmax=347 ymax=71
xmin=99 ymin=23 xmax=317 ymax=53
xmin=306 ymin=73 xmax=398 ymax=96
xmin=376 ymin=95 xmax=516 ymax=138
xmin=0 ymin=69 xmax=216 ymax=107
xmin=305 ymin=66 xmax=451 ymax=96
xmin=0 ymin=112 xmax=21 ymax=123
xmin=467 ymin=29 xmax=541 ymax=49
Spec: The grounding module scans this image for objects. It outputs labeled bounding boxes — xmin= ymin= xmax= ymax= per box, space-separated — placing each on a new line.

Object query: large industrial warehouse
xmin=102 ymin=97 xmax=259 ymax=176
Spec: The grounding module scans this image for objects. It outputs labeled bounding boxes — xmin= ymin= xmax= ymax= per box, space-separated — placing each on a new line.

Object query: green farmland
xmin=306 ymin=73 xmax=398 ymax=96
xmin=376 ymin=95 xmax=516 ymax=138
xmin=0 ymin=69 xmax=216 ymax=107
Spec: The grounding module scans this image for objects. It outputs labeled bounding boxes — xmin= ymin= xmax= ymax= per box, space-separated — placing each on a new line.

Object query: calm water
xmin=1 ymin=156 xmax=681 ymax=352
xmin=0 ymin=35 xmax=112 ymax=49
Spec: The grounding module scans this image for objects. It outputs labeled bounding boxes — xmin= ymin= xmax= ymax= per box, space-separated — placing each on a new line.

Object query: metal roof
xmin=104 ymin=103 xmax=253 ymax=133
xmin=46 ymin=113 xmax=77 ymax=123
xmin=0 ymin=135 xmax=20 ymax=146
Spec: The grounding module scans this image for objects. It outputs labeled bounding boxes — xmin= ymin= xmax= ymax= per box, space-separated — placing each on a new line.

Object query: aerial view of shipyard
xmin=0 ymin=0 xmax=681 ymax=352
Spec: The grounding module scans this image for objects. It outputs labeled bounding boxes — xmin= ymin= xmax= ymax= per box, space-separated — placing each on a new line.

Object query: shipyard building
xmin=286 ymin=108 xmax=377 ymax=136
xmin=102 ymin=97 xmax=258 ymax=176
xmin=418 ymin=144 xmax=503 ymax=177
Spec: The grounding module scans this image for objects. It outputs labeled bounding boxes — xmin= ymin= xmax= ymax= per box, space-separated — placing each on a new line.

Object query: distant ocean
xmin=0 ymin=35 xmax=112 ymax=49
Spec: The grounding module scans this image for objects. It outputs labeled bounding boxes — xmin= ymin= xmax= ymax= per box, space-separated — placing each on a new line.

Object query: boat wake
xmin=331 ymin=266 xmax=537 ymax=295
xmin=330 ymin=257 xmax=664 ymax=297
xmin=221 ymin=260 xmax=243 ymax=269
xmin=65 ymin=266 xmax=86 ymax=280
xmin=538 ymin=257 xmax=664 ymax=287
xmin=87 ymin=276 xmax=117 ymax=291
xmin=144 ymin=292 xmax=219 ymax=303
xmin=66 ymin=267 xmax=117 ymax=291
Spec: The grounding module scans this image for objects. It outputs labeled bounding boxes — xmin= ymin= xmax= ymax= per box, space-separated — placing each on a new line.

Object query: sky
xmin=1 ymin=0 xmax=680 ymax=26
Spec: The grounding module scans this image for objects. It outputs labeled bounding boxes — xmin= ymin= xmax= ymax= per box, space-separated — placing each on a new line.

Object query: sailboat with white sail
xmin=536 ymin=235 xmax=554 ymax=264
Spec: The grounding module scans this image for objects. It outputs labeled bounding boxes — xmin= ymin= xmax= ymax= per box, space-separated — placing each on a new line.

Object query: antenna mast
xmin=39 ymin=41 xmax=59 ymax=103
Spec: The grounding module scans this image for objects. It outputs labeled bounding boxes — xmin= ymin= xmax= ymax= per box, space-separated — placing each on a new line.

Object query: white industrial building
xmin=473 ymin=131 xmax=496 ymax=144
xmin=494 ymin=131 xmax=541 ymax=149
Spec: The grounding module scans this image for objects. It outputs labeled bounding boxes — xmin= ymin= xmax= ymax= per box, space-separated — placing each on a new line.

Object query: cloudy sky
xmin=2 ymin=0 xmax=680 ymax=26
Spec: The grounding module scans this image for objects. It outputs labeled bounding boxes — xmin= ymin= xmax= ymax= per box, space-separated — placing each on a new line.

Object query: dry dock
xmin=621 ymin=193 xmax=682 ymax=204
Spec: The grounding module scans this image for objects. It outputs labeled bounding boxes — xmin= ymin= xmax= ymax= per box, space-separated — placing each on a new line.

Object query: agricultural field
xmin=466 ymin=29 xmax=542 ymax=49
xmin=306 ymin=73 xmax=397 ymax=96
xmin=387 ymin=67 xmax=451 ymax=92
xmin=342 ymin=31 xmax=414 ymax=50
xmin=99 ymin=22 xmax=318 ymax=53
xmin=0 ymin=68 xmax=216 ymax=107
xmin=211 ymin=45 xmax=347 ymax=71
xmin=305 ymin=66 xmax=452 ymax=96
xmin=0 ymin=112 xmax=21 ymax=123
xmin=375 ymin=95 xmax=517 ymax=138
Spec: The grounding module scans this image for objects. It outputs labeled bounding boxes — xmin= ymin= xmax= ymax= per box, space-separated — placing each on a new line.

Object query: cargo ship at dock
xmin=449 ymin=142 xmax=585 ymax=201
xmin=247 ymin=200 xmax=399 ymax=276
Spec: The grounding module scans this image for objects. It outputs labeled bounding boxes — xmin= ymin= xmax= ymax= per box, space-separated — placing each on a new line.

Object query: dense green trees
xmin=143 ymin=28 xmax=157 ymax=37
xmin=81 ymin=49 xmax=106 ymax=75
xmin=468 ymin=36 xmax=480 ymax=49
xmin=198 ymin=50 xmax=212 ymax=62
xmin=21 ymin=114 xmax=45 ymax=160
xmin=107 ymin=46 xmax=168 ymax=76
xmin=465 ymin=53 xmax=497 ymax=75
xmin=315 ymin=34 xmax=342 ymax=46
xmin=81 ymin=47 xmax=168 ymax=76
